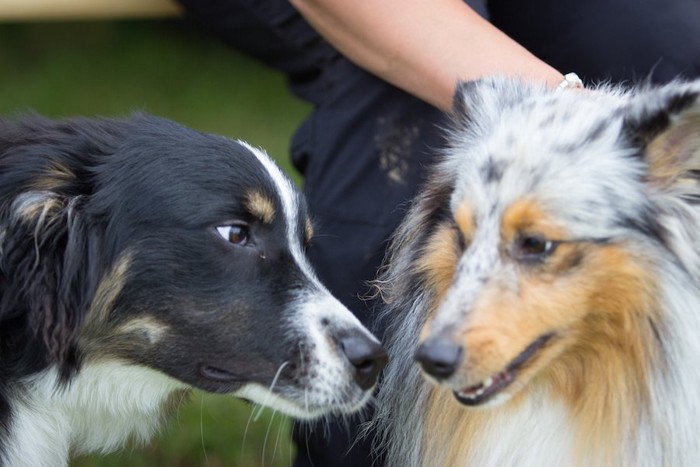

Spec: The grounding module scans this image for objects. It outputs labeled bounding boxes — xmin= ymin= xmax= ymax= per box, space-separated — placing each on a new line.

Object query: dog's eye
xmin=216 ymin=224 xmax=249 ymax=246
xmin=512 ymin=235 xmax=556 ymax=262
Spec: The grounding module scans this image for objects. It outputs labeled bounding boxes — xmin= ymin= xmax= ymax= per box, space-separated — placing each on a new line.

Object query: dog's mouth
xmin=200 ymin=364 xmax=240 ymax=383
xmin=454 ymin=333 xmax=554 ymax=406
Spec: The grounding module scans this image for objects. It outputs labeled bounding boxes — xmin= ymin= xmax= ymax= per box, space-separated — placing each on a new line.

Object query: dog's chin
xmin=438 ymin=333 xmax=556 ymax=408
xmin=233 ymin=383 xmax=373 ymax=420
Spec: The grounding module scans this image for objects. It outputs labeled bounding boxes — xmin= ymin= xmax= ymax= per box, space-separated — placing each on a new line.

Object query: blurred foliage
xmin=72 ymin=395 xmax=296 ymax=467
xmin=0 ymin=19 xmax=313 ymax=466
xmin=0 ymin=19 xmax=310 ymax=182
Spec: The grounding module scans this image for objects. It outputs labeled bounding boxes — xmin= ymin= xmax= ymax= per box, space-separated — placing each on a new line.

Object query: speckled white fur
xmin=374 ymin=77 xmax=700 ymax=467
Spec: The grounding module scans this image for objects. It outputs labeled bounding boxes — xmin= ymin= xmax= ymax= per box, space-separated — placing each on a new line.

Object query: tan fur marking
xmin=413 ymin=223 xmax=461 ymax=341
xmin=116 ymin=316 xmax=170 ymax=344
xmin=83 ymin=252 xmax=132 ymax=331
xmin=501 ymin=197 xmax=568 ymax=243
xmin=245 ymin=190 xmax=276 ymax=224
xmin=546 ymin=245 xmax=660 ymax=462
xmin=453 ymin=201 xmax=474 ymax=244
xmin=645 ymin=112 xmax=700 ymax=188
xmin=15 ymin=193 xmax=62 ymax=225
xmin=414 ymin=224 xmax=460 ymax=307
xmin=305 ymin=218 xmax=314 ymax=242
xmin=414 ymin=202 xmax=474 ymax=336
xmin=79 ymin=252 xmax=141 ymax=360
xmin=32 ymin=163 xmax=75 ymax=191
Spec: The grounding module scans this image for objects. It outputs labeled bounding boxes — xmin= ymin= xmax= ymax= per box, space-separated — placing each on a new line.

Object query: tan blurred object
xmin=0 ymin=0 xmax=182 ymax=21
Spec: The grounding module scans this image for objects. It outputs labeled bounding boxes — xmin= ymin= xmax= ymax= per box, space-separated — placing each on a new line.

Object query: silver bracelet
xmin=558 ymin=72 xmax=584 ymax=90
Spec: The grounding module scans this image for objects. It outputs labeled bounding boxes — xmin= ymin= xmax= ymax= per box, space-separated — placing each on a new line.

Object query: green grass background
xmin=0 ymin=19 xmax=313 ymax=467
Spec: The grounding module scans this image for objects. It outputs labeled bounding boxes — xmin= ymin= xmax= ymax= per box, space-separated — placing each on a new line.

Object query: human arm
xmin=289 ymin=0 xmax=565 ymax=112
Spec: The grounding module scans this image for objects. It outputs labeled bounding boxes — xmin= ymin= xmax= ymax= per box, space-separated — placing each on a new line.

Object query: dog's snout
xmin=339 ymin=336 xmax=388 ymax=390
xmin=415 ymin=338 xmax=463 ymax=380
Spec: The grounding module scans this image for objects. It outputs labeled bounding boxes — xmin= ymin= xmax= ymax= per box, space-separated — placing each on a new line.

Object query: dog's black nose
xmin=339 ymin=336 xmax=388 ymax=390
xmin=415 ymin=339 xmax=463 ymax=380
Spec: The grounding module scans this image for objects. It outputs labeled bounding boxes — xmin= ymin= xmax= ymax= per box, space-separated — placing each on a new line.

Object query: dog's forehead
xmin=107 ymin=124 xmax=307 ymax=230
xmin=235 ymin=140 xmax=309 ymax=227
xmin=448 ymin=89 xmax=646 ymax=233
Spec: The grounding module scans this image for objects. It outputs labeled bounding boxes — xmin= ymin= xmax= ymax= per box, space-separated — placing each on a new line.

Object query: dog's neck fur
xmin=384 ymin=258 xmax=700 ymax=467
xmin=2 ymin=361 xmax=186 ymax=467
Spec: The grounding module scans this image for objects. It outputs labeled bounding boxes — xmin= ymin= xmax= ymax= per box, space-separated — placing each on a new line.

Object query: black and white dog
xmin=0 ymin=114 xmax=386 ymax=466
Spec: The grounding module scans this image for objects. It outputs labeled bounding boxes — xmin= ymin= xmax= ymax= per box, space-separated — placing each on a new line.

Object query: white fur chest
xmin=452 ymin=396 xmax=578 ymax=467
xmin=3 ymin=361 xmax=186 ymax=467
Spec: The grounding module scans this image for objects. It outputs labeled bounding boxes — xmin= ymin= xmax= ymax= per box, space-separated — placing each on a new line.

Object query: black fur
xmin=1 ymin=113 xmax=312 ymax=389
xmin=0 ymin=113 xmax=386 ymax=465
xmin=0 ymin=116 xmax=119 ymax=383
xmin=623 ymin=87 xmax=700 ymax=148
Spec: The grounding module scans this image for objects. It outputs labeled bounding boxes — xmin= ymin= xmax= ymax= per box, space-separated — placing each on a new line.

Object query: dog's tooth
xmin=483 ymin=377 xmax=493 ymax=388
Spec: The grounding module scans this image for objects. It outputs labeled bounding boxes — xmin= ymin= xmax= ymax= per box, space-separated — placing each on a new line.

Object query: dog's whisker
xmin=199 ymin=395 xmax=209 ymax=464
xmin=288 ymin=422 xmax=294 ymax=467
xmin=254 ymin=361 xmax=290 ymax=422
xmin=240 ymin=396 xmax=258 ymax=463
xmin=270 ymin=411 xmax=285 ymax=466
xmin=305 ymin=422 xmax=317 ymax=467
xmin=261 ymin=408 xmax=276 ymax=467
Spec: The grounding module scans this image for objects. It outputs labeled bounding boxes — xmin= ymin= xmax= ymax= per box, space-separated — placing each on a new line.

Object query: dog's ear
xmin=0 ymin=192 xmax=102 ymax=379
xmin=452 ymin=79 xmax=506 ymax=131
xmin=452 ymin=77 xmax=537 ymax=134
xmin=452 ymin=80 xmax=484 ymax=128
xmin=623 ymin=81 xmax=700 ymax=190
